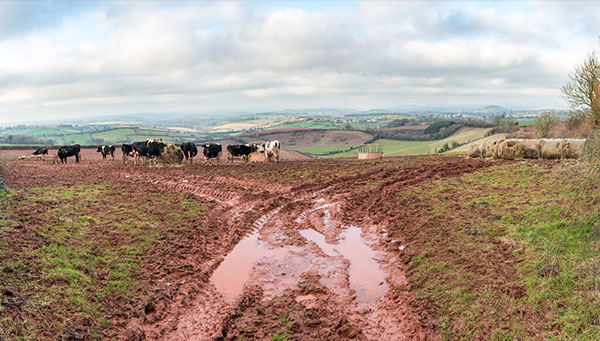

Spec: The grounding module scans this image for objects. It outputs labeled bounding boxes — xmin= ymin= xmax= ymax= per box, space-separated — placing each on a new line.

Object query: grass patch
xmin=0 ymin=183 xmax=208 ymax=339
xmin=403 ymin=162 xmax=600 ymax=338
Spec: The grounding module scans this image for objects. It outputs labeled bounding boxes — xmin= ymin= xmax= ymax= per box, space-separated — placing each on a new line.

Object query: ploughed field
xmin=1 ymin=152 xmax=599 ymax=340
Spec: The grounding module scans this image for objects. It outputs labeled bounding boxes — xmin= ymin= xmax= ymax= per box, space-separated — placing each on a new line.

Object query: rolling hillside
xmin=318 ymin=127 xmax=491 ymax=158
xmin=238 ymin=129 xmax=374 ymax=154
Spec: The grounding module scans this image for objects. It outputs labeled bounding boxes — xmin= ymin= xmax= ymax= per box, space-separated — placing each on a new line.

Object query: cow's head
xmin=97 ymin=146 xmax=102 ymax=152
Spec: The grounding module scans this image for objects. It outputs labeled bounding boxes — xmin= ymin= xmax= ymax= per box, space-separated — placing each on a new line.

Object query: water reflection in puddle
xmin=212 ymin=224 xmax=387 ymax=305
xmin=299 ymin=229 xmax=338 ymax=256
xmin=301 ymin=225 xmax=388 ymax=304
xmin=211 ymin=232 xmax=272 ymax=299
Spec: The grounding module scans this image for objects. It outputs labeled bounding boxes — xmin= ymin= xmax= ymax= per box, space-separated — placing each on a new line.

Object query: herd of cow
xmin=26 ymin=140 xmax=281 ymax=165
xmin=469 ymin=138 xmax=586 ymax=160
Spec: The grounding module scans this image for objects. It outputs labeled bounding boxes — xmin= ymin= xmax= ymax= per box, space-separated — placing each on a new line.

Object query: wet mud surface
xmin=0 ymin=153 xmax=497 ymax=340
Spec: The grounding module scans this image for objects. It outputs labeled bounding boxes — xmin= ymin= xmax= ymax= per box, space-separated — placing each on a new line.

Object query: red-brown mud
xmin=0 ymin=155 xmax=496 ymax=340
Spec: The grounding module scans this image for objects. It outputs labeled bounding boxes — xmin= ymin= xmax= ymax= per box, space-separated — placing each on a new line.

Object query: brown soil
xmin=1 ymin=155 xmax=499 ymax=340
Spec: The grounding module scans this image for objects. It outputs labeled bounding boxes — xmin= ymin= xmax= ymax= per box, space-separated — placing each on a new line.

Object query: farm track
xmin=0 ymin=154 xmax=495 ymax=340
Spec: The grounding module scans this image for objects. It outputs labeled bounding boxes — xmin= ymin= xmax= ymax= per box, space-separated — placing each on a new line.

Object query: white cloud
xmin=0 ymin=0 xmax=599 ymax=122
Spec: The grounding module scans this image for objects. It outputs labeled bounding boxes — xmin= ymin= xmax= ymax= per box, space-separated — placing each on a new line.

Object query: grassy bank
xmin=399 ymin=162 xmax=600 ymax=339
xmin=0 ymin=183 xmax=207 ymax=339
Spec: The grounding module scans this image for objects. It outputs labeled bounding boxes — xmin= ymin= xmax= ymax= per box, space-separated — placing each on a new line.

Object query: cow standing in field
xmin=57 ymin=144 xmax=81 ymax=164
xmin=97 ymin=145 xmax=116 ymax=160
xmin=177 ymin=142 xmax=198 ymax=164
xmin=226 ymin=144 xmax=255 ymax=162
xmin=202 ymin=143 xmax=222 ymax=164
xmin=132 ymin=141 xmax=164 ymax=165
xmin=121 ymin=144 xmax=134 ymax=164
xmin=32 ymin=147 xmax=48 ymax=160
xmin=264 ymin=140 xmax=281 ymax=163
xmin=33 ymin=147 xmax=48 ymax=156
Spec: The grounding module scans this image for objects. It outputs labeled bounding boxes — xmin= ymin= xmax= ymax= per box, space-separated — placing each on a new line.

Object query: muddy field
xmin=4 ymin=153 xmax=596 ymax=339
xmin=0 ymin=153 xmax=498 ymax=340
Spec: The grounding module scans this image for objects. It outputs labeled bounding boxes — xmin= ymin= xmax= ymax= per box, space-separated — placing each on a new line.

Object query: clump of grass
xmin=271 ymin=314 xmax=291 ymax=341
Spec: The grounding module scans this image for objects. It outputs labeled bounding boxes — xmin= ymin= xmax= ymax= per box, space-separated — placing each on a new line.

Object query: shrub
xmin=424 ymin=121 xmax=455 ymax=135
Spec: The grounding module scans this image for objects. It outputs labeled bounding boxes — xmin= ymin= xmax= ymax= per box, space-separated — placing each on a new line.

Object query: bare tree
xmin=535 ymin=112 xmax=559 ymax=138
xmin=561 ymin=49 xmax=600 ymax=126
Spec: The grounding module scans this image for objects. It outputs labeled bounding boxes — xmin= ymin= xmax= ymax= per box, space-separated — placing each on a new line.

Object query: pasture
xmin=0 ymin=126 xmax=203 ymax=146
xmin=1 ymin=153 xmax=599 ymax=339
xmin=314 ymin=127 xmax=491 ymax=158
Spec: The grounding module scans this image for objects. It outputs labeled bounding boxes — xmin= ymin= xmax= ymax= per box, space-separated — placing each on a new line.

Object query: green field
xmin=267 ymin=120 xmax=346 ymax=130
xmin=310 ymin=127 xmax=491 ymax=158
xmin=53 ymin=133 xmax=93 ymax=145
xmin=5 ymin=127 xmax=82 ymax=136
xmin=289 ymin=145 xmax=356 ymax=155
xmin=91 ymin=128 xmax=136 ymax=142
xmin=517 ymin=118 xmax=537 ymax=126
xmin=267 ymin=120 xmax=382 ymax=131
xmin=0 ymin=125 xmax=206 ymax=145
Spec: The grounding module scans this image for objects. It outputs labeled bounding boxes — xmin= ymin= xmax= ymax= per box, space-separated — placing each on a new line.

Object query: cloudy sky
xmin=0 ymin=1 xmax=599 ymax=123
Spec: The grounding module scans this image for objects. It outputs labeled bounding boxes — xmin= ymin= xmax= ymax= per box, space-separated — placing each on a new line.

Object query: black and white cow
xmin=177 ymin=142 xmax=198 ymax=164
xmin=96 ymin=145 xmax=116 ymax=160
xmin=264 ymin=140 xmax=280 ymax=163
xmin=57 ymin=144 xmax=81 ymax=164
xmin=226 ymin=144 xmax=254 ymax=162
xmin=132 ymin=141 xmax=164 ymax=165
xmin=33 ymin=147 xmax=48 ymax=155
xmin=202 ymin=143 xmax=222 ymax=164
xmin=121 ymin=144 xmax=134 ymax=164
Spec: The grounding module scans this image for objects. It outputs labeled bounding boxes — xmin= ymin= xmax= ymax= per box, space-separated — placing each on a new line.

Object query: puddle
xmin=301 ymin=225 xmax=388 ymax=305
xmin=338 ymin=226 xmax=388 ymax=304
xmin=213 ymin=215 xmax=387 ymax=305
xmin=299 ymin=229 xmax=338 ymax=257
xmin=212 ymin=232 xmax=274 ymax=299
